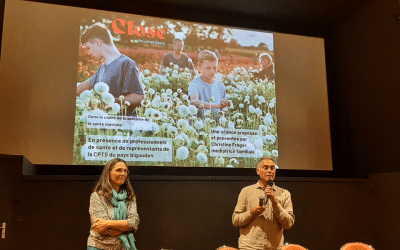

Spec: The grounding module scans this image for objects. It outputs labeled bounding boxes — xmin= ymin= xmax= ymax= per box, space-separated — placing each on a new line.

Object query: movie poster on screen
xmin=74 ymin=13 xmax=278 ymax=167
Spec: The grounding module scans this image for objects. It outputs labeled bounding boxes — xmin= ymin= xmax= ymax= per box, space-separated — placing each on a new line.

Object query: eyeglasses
xmin=113 ymin=168 xmax=129 ymax=175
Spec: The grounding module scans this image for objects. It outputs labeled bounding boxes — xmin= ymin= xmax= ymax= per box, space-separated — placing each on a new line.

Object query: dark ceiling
xmin=25 ymin=0 xmax=371 ymax=27
xmin=0 ymin=0 xmax=373 ymax=56
xmin=135 ymin=0 xmax=371 ymax=25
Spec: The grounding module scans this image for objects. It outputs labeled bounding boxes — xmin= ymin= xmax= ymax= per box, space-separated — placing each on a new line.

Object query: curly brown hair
xmin=93 ymin=158 xmax=135 ymax=204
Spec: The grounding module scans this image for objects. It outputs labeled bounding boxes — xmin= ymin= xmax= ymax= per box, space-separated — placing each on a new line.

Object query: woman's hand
xmin=92 ymin=218 xmax=109 ymax=234
xmin=109 ymin=229 xmax=124 ymax=236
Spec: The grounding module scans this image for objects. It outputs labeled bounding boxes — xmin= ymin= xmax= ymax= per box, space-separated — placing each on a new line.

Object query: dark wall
xmin=370 ymin=172 xmax=400 ymax=250
xmin=11 ymin=175 xmax=372 ymax=250
xmin=326 ymin=0 xmax=400 ymax=177
xmin=323 ymin=1 xmax=400 ymax=247
xmin=0 ymin=155 xmax=22 ymax=250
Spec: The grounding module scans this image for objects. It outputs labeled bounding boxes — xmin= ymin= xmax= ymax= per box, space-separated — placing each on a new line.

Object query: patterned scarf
xmin=110 ymin=189 xmax=137 ymax=250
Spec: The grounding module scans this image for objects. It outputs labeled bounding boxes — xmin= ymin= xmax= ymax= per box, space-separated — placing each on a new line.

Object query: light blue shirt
xmin=188 ymin=76 xmax=226 ymax=119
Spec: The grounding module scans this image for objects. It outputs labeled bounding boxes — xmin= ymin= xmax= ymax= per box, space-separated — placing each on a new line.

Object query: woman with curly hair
xmin=87 ymin=158 xmax=139 ymax=250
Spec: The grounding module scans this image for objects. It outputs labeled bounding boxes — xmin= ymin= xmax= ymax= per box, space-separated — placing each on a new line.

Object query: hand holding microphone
xmin=264 ymin=180 xmax=277 ymax=206
xmin=251 ymin=180 xmax=275 ymax=218
xmin=250 ymin=196 xmax=266 ymax=217
xmin=250 ymin=204 xmax=266 ymax=217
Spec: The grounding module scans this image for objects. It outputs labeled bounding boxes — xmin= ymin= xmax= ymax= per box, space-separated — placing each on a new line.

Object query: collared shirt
xmin=232 ymin=182 xmax=295 ymax=250
xmin=87 ymin=192 xmax=140 ymax=250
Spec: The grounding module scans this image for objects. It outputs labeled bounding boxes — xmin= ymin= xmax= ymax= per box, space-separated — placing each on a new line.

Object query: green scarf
xmin=110 ymin=189 xmax=137 ymax=250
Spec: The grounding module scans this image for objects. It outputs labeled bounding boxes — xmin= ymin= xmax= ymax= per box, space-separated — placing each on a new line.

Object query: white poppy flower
xmin=194 ymin=120 xmax=204 ymax=130
xmin=168 ymin=126 xmax=178 ymax=136
xmin=94 ymin=82 xmax=109 ymax=94
xmin=161 ymin=102 xmax=171 ymax=111
xmin=175 ymin=135 xmax=186 ymax=146
xmin=178 ymin=105 xmax=190 ymax=117
xmin=197 ymin=145 xmax=208 ymax=153
xmin=80 ymin=90 xmax=94 ymax=102
xmin=249 ymin=105 xmax=256 ymax=113
xmin=264 ymin=117 xmax=274 ymax=126
xmin=151 ymin=110 xmax=162 ymax=120
xmin=144 ymin=108 xmax=154 ymax=117
xmin=214 ymin=157 xmax=225 ymax=166
xmin=177 ymin=119 xmax=189 ymax=130
xmin=188 ymin=105 xmax=197 ymax=115
xmin=197 ymin=152 xmax=208 ymax=163
xmin=102 ymin=93 xmax=115 ymax=105
xmin=151 ymin=96 xmax=162 ymax=108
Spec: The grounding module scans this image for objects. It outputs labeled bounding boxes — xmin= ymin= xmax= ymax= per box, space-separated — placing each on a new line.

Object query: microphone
xmin=265 ymin=180 xmax=274 ymax=205
xmin=259 ymin=196 xmax=265 ymax=206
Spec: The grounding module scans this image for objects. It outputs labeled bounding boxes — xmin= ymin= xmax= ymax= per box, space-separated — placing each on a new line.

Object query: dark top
xmin=89 ymin=54 xmax=144 ymax=115
xmin=161 ymin=52 xmax=194 ymax=70
xmin=253 ymin=64 xmax=275 ymax=81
